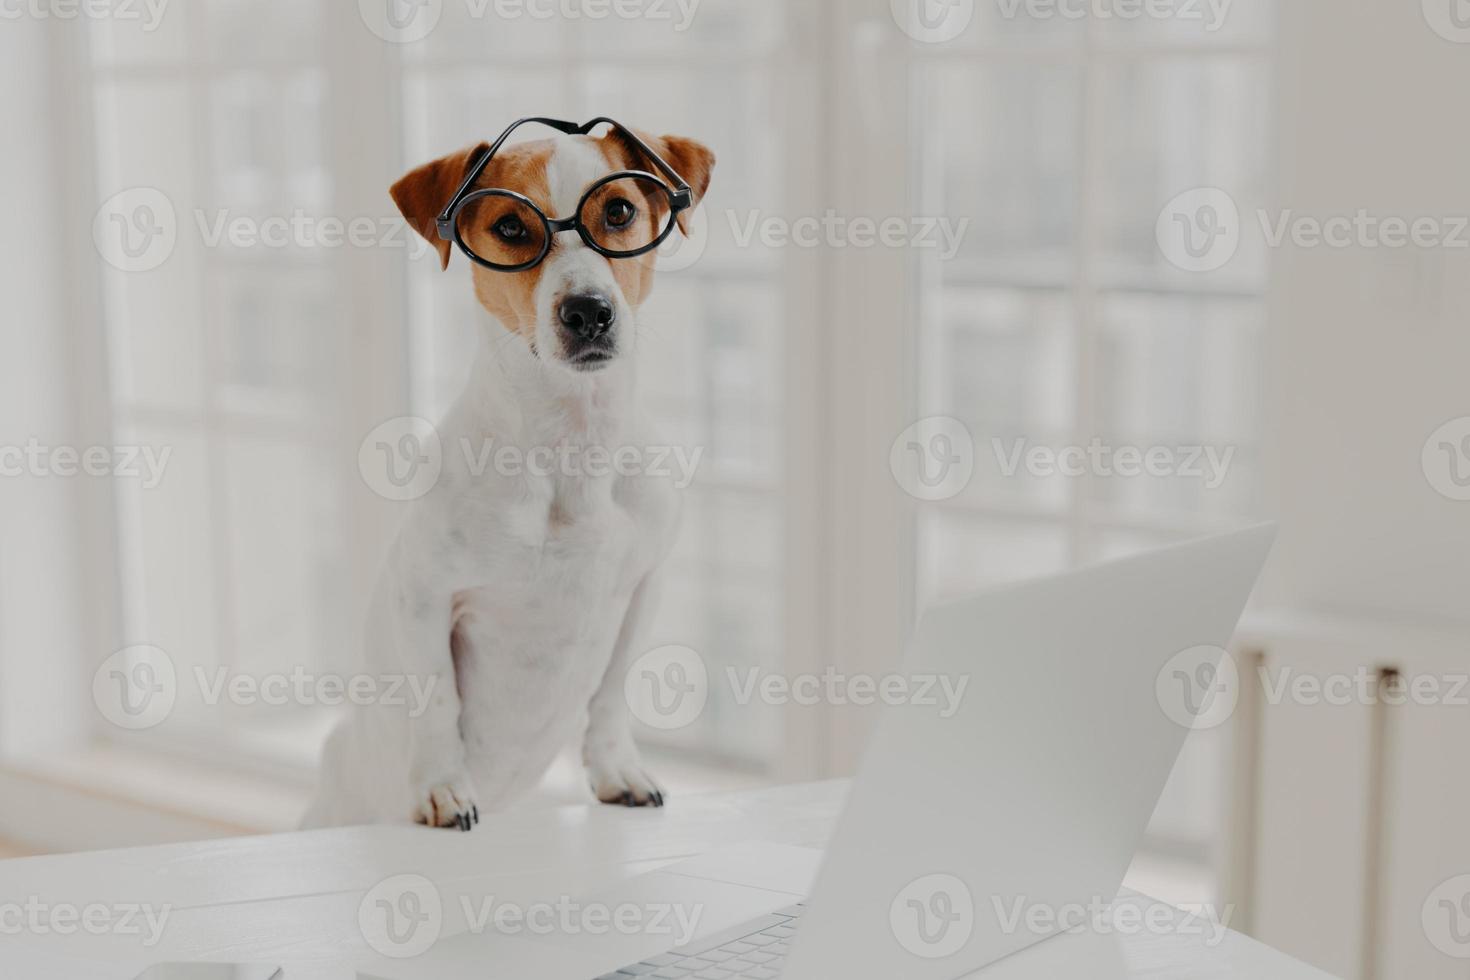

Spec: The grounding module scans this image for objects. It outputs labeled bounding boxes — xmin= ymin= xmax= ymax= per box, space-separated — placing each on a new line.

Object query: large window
xmin=84 ymin=1 xmax=798 ymax=774
xmin=68 ymin=2 xmax=1269 ymax=880
xmin=90 ymin=2 xmax=352 ymax=768
xmin=905 ymin=3 xmax=1274 ymax=899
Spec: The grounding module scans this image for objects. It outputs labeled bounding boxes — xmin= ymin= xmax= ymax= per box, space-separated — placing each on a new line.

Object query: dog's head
xmin=392 ymin=125 xmax=714 ymax=374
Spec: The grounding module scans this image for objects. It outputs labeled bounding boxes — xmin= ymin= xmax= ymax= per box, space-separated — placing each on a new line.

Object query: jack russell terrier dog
xmin=303 ymin=117 xmax=714 ymax=830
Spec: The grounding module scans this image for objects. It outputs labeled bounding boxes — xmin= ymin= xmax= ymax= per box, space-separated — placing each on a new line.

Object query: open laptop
xmin=373 ymin=524 xmax=1273 ymax=980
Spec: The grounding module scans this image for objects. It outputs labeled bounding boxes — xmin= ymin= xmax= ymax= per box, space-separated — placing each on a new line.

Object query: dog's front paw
xmin=588 ymin=759 xmax=665 ymax=808
xmin=414 ymin=773 xmax=480 ymax=831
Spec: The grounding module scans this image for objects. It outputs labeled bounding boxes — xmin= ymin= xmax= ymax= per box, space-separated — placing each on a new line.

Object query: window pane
xmin=90 ymin=4 xmax=191 ymax=65
xmin=1096 ymin=57 xmax=1272 ymax=291
xmin=221 ymin=435 xmax=348 ymax=680
xmin=916 ymin=61 xmax=1081 ymax=279
xmin=639 ymin=276 xmax=782 ymax=487
xmin=920 ymin=286 xmax=1076 ymax=513
xmin=400 ymin=69 xmax=575 ymax=159
xmin=206 ymin=0 xmax=324 ymax=63
xmin=896 ymin=0 xmax=1083 ymax=46
xmin=1091 ymin=292 xmax=1261 ymax=518
xmin=209 ymin=266 xmax=340 ymax=421
xmin=1092 ymin=0 xmax=1276 ymax=46
xmin=208 ymin=71 xmax=331 ymax=216
xmin=398 ymin=3 xmax=565 ymax=62
xmin=109 ymin=425 xmax=221 ymax=728
xmin=94 ymin=81 xmax=205 ymax=413
xmin=569 ymin=0 xmax=784 ymax=56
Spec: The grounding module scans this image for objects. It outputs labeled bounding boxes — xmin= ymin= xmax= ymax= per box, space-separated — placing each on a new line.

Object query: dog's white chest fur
xmin=450 ymin=464 xmax=671 ymax=800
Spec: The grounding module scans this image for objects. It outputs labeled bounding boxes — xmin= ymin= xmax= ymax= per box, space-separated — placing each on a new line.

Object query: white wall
xmin=1263 ymin=0 xmax=1470 ymax=624
xmin=0 ymin=20 xmax=94 ymax=756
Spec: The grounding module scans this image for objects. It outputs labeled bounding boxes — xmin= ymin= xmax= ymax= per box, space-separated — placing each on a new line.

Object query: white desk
xmin=0 ymin=781 xmax=1335 ymax=980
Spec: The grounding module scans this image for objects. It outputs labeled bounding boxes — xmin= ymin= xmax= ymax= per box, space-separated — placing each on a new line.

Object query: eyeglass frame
xmin=433 ymin=116 xmax=695 ymax=273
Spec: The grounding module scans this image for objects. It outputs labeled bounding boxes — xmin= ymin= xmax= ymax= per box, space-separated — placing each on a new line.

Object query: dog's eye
xmin=605 ymin=198 xmax=637 ymax=229
xmin=493 ymin=215 xmax=528 ymax=242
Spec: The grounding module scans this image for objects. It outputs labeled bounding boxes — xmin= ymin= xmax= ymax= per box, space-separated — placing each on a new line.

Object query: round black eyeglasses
xmin=434 ymin=116 xmax=694 ymax=273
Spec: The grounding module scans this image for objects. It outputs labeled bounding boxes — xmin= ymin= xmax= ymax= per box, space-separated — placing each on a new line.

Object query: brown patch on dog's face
xmin=460 ymin=141 xmax=557 ymax=347
xmin=391 ymin=127 xmax=715 ymax=370
xmin=592 ymin=129 xmax=716 ymax=311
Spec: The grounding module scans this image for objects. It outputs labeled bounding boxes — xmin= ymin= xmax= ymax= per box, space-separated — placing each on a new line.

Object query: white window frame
xmin=8 ymin=1 xmax=1271 ymax=849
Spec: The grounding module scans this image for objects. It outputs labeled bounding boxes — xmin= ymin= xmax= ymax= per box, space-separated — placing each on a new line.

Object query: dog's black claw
xmin=472 ymin=806 xmax=479 ymax=825
xmin=650 ymin=791 xmax=664 ymax=807
xmin=621 ymin=791 xmax=636 ymax=807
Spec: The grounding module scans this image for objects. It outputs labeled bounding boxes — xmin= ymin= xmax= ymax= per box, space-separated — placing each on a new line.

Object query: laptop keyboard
xmin=594 ymin=903 xmax=804 ymax=980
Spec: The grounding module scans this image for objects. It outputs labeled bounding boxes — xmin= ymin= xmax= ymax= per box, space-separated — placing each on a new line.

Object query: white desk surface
xmin=0 ymin=780 xmax=1336 ymax=980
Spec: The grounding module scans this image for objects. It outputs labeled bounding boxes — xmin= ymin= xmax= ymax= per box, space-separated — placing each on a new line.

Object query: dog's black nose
xmin=558 ymin=293 xmax=616 ymax=341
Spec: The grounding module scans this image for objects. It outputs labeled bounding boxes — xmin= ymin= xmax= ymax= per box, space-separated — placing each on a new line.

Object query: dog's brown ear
xmin=390 ymin=142 xmax=489 ymax=270
xmin=657 ymin=134 xmax=715 ymax=235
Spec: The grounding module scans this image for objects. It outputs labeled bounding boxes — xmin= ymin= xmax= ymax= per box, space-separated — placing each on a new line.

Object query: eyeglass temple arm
xmin=435 ymin=116 xmax=693 ymax=239
xmin=576 ymin=117 xmax=693 ymax=205
xmin=435 ymin=118 xmax=584 ymax=238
